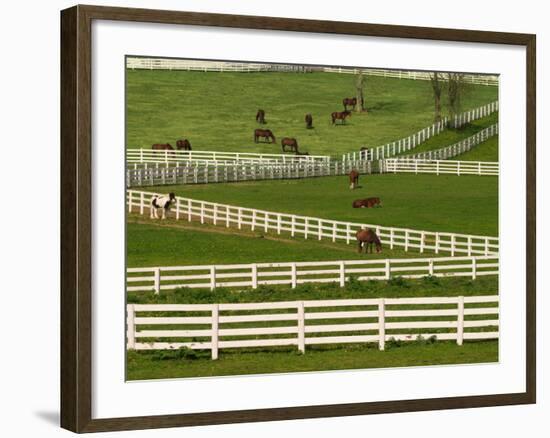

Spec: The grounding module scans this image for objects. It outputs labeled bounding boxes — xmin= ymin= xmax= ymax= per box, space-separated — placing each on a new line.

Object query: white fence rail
xmin=127 ymin=149 xmax=330 ymax=165
xmin=126 ymin=160 xmax=373 ymax=187
xmin=402 ymin=124 xmax=498 ymax=162
xmin=127 ymin=190 xmax=499 ymax=256
xmin=126 ymin=295 xmax=499 ymax=358
xmin=127 ymin=255 xmax=498 ymax=294
xmin=343 ymin=101 xmax=499 ymax=162
xmin=323 ymin=67 xmax=499 ymax=86
xmin=384 ymin=159 xmax=499 ymax=176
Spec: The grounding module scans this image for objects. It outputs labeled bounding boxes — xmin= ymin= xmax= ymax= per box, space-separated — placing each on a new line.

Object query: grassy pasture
xmin=457 ymin=136 xmax=499 ymax=162
xmin=149 ymin=173 xmax=498 ymax=236
xmin=126 ymin=70 xmax=498 ymax=156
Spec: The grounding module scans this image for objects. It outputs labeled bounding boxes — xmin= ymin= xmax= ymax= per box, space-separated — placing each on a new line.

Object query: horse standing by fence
xmin=331 ymin=110 xmax=352 ymax=125
xmin=356 ymin=228 xmax=382 ymax=254
xmin=305 ymin=113 xmax=313 ymax=129
xmin=343 ymin=97 xmax=357 ymax=111
xmin=176 ymin=139 xmax=192 ymax=150
xmin=151 ymin=143 xmax=175 ymax=155
xmin=281 ymin=137 xmax=299 ymax=153
xmin=150 ymin=193 xmax=177 ymax=220
xmin=256 ymin=109 xmax=266 ymax=124
xmin=349 ymin=169 xmax=359 ymax=189
xmin=254 ymin=129 xmax=276 ymax=143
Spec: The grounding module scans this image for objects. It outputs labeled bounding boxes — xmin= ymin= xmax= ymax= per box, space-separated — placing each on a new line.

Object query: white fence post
xmin=428 ymin=259 xmax=434 ymax=276
xmin=210 ymin=266 xmax=216 ymax=290
xmin=126 ymin=304 xmax=135 ymax=350
xmin=140 ymin=192 xmax=145 ymax=215
xmin=385 ymin=259 xmax=391 ymax=280
xmin=211 ymin=304 xmax=219 ymax=360
xmin=251 ymin=264 xmax=258 ymax=289
xmin=456 ymin=296 xmax=464 ymax=346
xmin=290 ymin=263 xmax=297 ymax=288
xmin=472 ymin=257 xmax=477 ymax=280
xmin=153 ymin=268 xmax=160 ymax=295
xmin=378 ymin=298 xmax=386 ymax=351
xmin=297 ymin=301 xmax=305 ymax=354
xmin=339 ymin=261 xmax=346 ymax=287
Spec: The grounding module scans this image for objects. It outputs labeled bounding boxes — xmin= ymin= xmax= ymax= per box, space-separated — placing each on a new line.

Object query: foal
xmin=150 ymin=192 xmax=177 ymax=220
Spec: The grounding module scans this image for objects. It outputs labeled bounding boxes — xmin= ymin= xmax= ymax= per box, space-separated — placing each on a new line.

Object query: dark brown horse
xmin=152 ymin=143 xmax=175 ymax=155
xmin=305 ymin=113 xmax=313 ymax=129
xmin=356 ymin=228 xmax=382 ymax=254
xmin=349 ymin=169 xmax=359 ymax=189
xmin=352 ymin=197 xmax=381 ymax=208
xmin=254 ymin=129 xmax=276 ymax=143
xmin=176 ymin=139 xmax=192 ymax=150
xmin=331 ymin=110 xmax=352 ymax=125
xmin=343 ymin=97 xmax=357 ymax=111
xmin=256 ymin=109 xmax=266 ymax=124
xmin=281 ymin=137 xmax=299 ymax=153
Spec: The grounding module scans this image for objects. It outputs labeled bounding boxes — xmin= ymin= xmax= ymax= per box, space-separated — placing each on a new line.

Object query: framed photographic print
xmin=60 ymin=4 xmax=536 ymax=433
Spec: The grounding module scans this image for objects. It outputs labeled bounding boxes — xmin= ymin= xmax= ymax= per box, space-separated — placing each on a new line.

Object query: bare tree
xmin=429 ymin=72 xmax=443 ymax=123
xmin=355 ymin=71 xmax=366 ymax=112
xmin=447 ymin=72 xmax=466 ymax=126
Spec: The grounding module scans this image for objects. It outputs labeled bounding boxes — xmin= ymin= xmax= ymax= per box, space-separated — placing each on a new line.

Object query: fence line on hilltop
xmin=126 ymin=295 xmax=499 ymax=358
xmin=383 ymin=159 xmax=498 ymax=176
xmin=342 ymin=101 xmax=499 ymax=162
xmin=127 ymin=255 xmax=499 ymax=294
xmin=127 ymin=190 xmax=499 ymax=256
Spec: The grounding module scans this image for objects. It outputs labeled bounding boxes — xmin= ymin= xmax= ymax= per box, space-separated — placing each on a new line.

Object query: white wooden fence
xmin=127 ymin=190 xmax=499 ymax=256
xmin=126 ymin=295 xmax=499 ymax=358
xmin=127 ymin=149 xmax=330 ymax=165
xmin=126 ymin=160 xmax=373 ymax=187
xmin=323 ymin=67 xmax=499 ymax=86
xmin=343 ymin=101 xmax=499 ymax=161
xmin=403 ymin=124 xmax=498 ymax=162
xmin=384 ymin=159 xmax=499 ymax=176
xmin=127 ymin=255 xmax=498 ymax=294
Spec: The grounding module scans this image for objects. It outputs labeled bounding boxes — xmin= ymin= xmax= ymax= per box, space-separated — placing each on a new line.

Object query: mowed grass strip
xmin=126 ymin=340 xmax=498 ymax=380
xmin=149 ymin=173 xmax=498 ymax=236
xmin=126 ymin=70 xmax=498 ymax=156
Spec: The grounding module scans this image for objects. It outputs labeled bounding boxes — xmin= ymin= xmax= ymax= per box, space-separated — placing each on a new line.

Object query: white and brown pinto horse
xmin=356 ymin=228 xmax=382 ymax=254
xmin=150 ymin=192 xmax=177 ymax=219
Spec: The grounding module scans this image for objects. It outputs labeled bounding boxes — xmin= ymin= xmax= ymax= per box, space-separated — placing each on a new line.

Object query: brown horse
xmin=254 ymin=129 xmax=276 ymax=143
xmin=349 ymin=169 xmax=359 ymax=189
xmin=152 ymin=143 xmax=175 ymax=155
xmin=343 ymin=97 xmax=357 ymax=111
xmin=305 ymin=113 xmax=313 ymax=129
xmin=281 ymin=137 xmax=299 ymax=153
xmin=256 ymin=109 xmax=266 ymax=124
xmin=352 ymin=197 xmax=381 ymax=208
xmin=176 ymin=139 xmax=192 ymax=150
xmin=331 ymin=110 xmax=352 ymax=125
xmin=356 ymin=228 xmax=382 ymax=254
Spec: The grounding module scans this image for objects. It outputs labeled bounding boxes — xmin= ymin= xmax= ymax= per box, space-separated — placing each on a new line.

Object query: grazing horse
xmin=349 ymin=169 xmax=359 ymax=189
xmin=352 ymin=197 xmax=381 ymax=208
xmin=254 ymin=129 xmax=276 ymax=143
xmin=281 ymin=137 xmax=299 ymax=153
xmin=152 ymin=143 xmax=174 ymax=154
xmin=331 ymin=110 xmax=352 ymax=125
xmin=176 ymin=139 xmax=192 ymax=150
xmin=256 ymin=109 xmax=266 ymax=124
xmin=343 ymin=97 xmax=357 ymax=111
xmin=150 ymin=192 xmax=177 ymax=220
xmin=356 ymin=228 xmax=382 ymax=254
xmin=305 ymin=113 xmax=313 ymax=129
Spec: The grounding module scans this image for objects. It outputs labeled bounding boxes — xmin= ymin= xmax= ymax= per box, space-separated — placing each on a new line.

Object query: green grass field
xmin=127 ymin=340 xmax=498 ymax=380
xmin=148 ymin=173 xmax=498 ymax=236
xmin=126 ymin=70 xmax=498 ymax=156
xmin=457 ymin=136 xmax=499 ymax=162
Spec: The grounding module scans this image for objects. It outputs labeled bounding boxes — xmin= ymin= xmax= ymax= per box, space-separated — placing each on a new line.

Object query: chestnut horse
xmin=176 ymin=139 xmax=192 ymax=150
xmin=349 ymin=169 xmax=359 ymax=189
xmin=331 ymin=110 xmax=352 ymax=125
xmin=343 ymin=97 xmax=357 ymax=111
xmin=254 ymin=129 xmax=276 ymax=143
xmin=256 ymin=109 xmax=266 ymax=124
xmin=281 ymin=137 xmax=299 ymax=153
xmin=356 ymin=228 xmax=382 ymax=254
xmin=152 ymin=143 xmax=175 ymax=155
xmin=305 ymin=113 xmax=313 ymax=129
xmin=352 ymin=197 xmax=381 ymax=208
